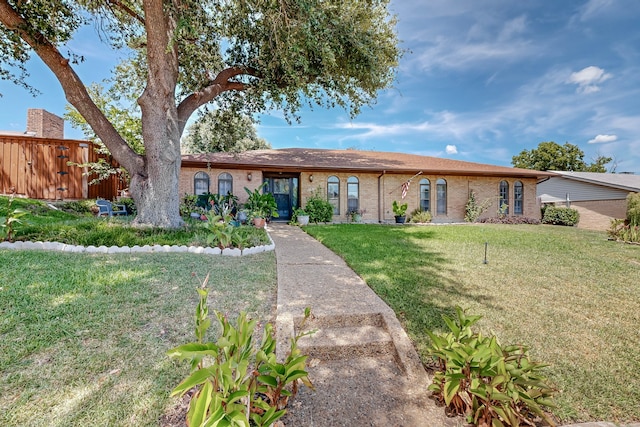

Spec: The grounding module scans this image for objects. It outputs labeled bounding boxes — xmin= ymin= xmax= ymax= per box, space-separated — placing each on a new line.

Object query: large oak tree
xmin=0 ymin=0 xmax=400 ymax=227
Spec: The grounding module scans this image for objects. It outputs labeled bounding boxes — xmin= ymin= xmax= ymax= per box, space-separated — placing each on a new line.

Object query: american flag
xmin=401 ymin=180 xmax=410 ymax=199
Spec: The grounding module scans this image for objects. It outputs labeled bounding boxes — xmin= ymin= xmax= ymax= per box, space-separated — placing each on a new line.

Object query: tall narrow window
xmin=514 ymin=181 xmax=523 ymax=215
xmin=194 ymin=172 xmax=210 ymax=195
xmin=436 ymin=178 xmax=447 ymax=215
xmin=347 ymin=176 xmax=359 ymax=213
xmin=419 ymin=178 xmax=430 ymax=212
xmin=499 ymin=180 xmax=509 ymax=214
xmin=218 ymin=172 xmax=233 ymax=195
xmin=327 ymin=175 xmax=340 ymax=215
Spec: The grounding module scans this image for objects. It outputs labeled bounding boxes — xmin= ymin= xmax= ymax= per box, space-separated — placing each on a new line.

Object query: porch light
xmin=309 ymin=174 xmax=314 ymax=182
xmin=247 ymin=172 xmax=253 ymax=181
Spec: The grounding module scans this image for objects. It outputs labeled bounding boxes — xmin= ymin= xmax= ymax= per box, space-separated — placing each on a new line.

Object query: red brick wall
xmin=26 ymin=109 xmax=64 ymax=139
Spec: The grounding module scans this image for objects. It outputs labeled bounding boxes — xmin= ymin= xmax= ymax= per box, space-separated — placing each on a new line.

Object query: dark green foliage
xmin=180 ymin=194 xmax=199 ymax=217
xmin=117 ymin=197 xmax=137 ymax=215
xmin=304 ymin=192 xmax=334 ymax=223
xmin=54 ymin=200 xmax=96 ymax=214
xmin=512 ymin=141 xmax=611 ymax=172
xmin=427 ymin=307 xmax=557 ymax=427
xmin=244 ymin=183 xmax=279 ymax=220
xmin=541 ymin=206 xmax=579 ymax=226
xmin=479 ymin=216 xmax=540 ymax=225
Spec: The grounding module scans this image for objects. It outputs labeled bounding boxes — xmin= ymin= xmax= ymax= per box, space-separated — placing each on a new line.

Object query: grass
xmin=303 ymin=223 xmax=640 ymax=424
xmin=0 ymin=249 xmax=277 ymax=426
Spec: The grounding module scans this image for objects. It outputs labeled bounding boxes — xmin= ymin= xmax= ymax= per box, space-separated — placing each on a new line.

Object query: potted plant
xmin=392 ymin=200 xmax=408 ymax=224
xmin=244 ymin=183 xmax=279 ymax=227
xmin=294 ymin=208 xmax=310 ymax=226
xmin=347 ymin=209 xmax=365 ymax=223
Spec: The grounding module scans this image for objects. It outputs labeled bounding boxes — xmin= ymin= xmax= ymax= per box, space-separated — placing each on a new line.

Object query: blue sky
xmin=2 ymin=0 xmax=639 ymax=173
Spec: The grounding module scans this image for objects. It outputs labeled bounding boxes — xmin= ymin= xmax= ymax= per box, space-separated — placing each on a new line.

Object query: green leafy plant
xmin=0 ymin=195 xmax=29 ymax=242
xmin=304 ymin=188 xmax=334 ymax=223
xmin=392 ymin=200 xmax=408 ymax=217
xmin=541 ymin=206 xmax=579 ymax=226
xmin=464 ymin=191 xmax=492 ymax=223
xmin=408 ymin=208 xmax=432 ymax=223
xmin=203 ymin=213 xmax=237 ymax=249
xmin=245 ymin=183 xmax=279 ymax=220
xmin=427 ymin=306 xmax=556 ymax=427
xmin=167 ymin=277 xmax=314 ymax=427
xmin=180 ymin=194 xmax=200 ymax=218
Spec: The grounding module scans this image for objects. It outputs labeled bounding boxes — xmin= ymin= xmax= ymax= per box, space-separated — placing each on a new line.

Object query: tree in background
xmin=512 ymin=141 xmax=612 ymax=172
xmin=182 ymin=109 xmax=270 ymax=154
xmin=65 ymin=83 xmax=144 ymax=185
xmin=0 ymin=0 xmax=400 ymax=227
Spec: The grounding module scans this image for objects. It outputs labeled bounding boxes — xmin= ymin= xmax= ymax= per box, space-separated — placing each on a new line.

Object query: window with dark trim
xmin=218 ymin=172 xmax=233 ymax=195
xmin=419 ymin=178 xmax=430 ymax=212
xmin=436 ymin=178 xmax=447 ymax=215
xmin=514 ymin=181 xmax=523 ymax=215
xmin=327 ymin=175 xmax=340 ymax=215
xmin=194 ymin=171 xmax=210 ymax=195
xmin=499 ymin=180 xmax=509 ymax=214
xmin=347 ymin=176 xmax=359 ymax=213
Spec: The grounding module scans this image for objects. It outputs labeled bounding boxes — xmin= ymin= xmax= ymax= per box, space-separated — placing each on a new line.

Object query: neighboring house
xmin=181 ymin=148 xmax=553 ymax=223
xmin=1 ymin=109 xmax=122 ymax=200
xmin=537 ymin=171 xmax=640 ymax=230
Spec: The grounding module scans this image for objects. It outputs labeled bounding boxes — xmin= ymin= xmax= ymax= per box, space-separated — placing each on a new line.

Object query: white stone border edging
xmin=0 ymin=229 xmax=275 ymax=257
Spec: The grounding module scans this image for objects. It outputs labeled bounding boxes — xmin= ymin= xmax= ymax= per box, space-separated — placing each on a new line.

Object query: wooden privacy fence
xmin=0 ymin=135 xmax=123 ymax=200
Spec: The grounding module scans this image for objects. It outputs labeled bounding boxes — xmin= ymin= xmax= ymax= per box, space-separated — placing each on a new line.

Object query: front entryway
xmin=262 ymin=175 xmax=299 ymax=221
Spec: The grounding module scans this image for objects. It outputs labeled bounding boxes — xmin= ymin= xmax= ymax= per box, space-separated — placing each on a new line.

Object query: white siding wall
xmin=537 ymin=177 xmax=629 ymax=202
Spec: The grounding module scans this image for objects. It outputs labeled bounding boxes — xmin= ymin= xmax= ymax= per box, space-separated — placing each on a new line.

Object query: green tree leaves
xmin=512 ymin=141 xmax=612 ymax=172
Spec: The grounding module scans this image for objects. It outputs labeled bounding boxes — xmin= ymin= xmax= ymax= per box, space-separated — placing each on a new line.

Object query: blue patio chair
xmin=96 ymin=199 xmax=128 ymax=217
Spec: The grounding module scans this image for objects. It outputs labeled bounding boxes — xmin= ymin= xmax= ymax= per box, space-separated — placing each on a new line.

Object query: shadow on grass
xmin=0 ymin=249 xmax=276 ymax=426
xmin=304 ymin=224 xmax=498 ymax=350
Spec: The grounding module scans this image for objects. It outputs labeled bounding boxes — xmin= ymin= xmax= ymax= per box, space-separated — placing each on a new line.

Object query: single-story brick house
xmin=181 ymin=148 xmax=553 ymax=223
xmin=537 ymin=171 xmax=640 ymax=230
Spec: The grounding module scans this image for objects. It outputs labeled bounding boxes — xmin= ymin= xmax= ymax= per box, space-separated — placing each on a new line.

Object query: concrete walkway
xmin=271 ymin=224 xmax=460 ymax=427
xmin=270 ymin=224 xmax=639 ymax=427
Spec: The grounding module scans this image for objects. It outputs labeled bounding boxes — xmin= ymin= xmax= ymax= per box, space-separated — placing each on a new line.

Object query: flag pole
xmin=388 ymin=171 xmax=423 ymax=195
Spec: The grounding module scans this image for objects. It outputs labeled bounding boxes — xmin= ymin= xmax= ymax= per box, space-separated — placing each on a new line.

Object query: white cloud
xmin=568 ymin=66 xmax=612 ymax=93
xmin=445 ymin=145 xmax=458 ymax=154
xmin=588 ymin=134 xmax=617 ymax=144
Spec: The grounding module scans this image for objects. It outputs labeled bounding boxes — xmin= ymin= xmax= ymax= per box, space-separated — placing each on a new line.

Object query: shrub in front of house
xmin=541 ymin=206 xmax=579 ymax=226
xmin=408 ymin=208 xmax=432 ymax=223
xmin=304 ymin=189 xmax=334 ymax=223
xmin=478 ymin=216 xmax=540 ymax=225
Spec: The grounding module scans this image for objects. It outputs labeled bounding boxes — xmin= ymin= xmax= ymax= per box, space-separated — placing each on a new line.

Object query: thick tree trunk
xmin=132 ymin=93 xmax=185 ymax=228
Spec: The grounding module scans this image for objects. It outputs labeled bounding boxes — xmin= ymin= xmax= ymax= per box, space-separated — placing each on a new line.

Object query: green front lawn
xmin=303 ymin=223 xmax=640 ymax=424
xmin=0 ymin=250 xmax=277 ymax=426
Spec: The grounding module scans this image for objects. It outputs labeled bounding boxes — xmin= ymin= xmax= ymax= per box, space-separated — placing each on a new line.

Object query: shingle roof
xmin=553 ymin=171 xmax=640 ymax=192
xmin=182 ymin=148 xmax=553 ymax=179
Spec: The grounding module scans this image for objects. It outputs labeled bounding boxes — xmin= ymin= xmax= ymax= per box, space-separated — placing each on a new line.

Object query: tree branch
xmin=107 ymin=0 xmax=145 ymax=25
xmin=177 ymin=66 xmax=256 ymax=128
xmin=0 ymin=0 xmax=144 ymax=176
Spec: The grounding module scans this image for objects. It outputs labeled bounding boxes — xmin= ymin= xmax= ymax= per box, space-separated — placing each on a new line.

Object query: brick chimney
xmin=26 ymin=108 xmax=64 ymax=139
